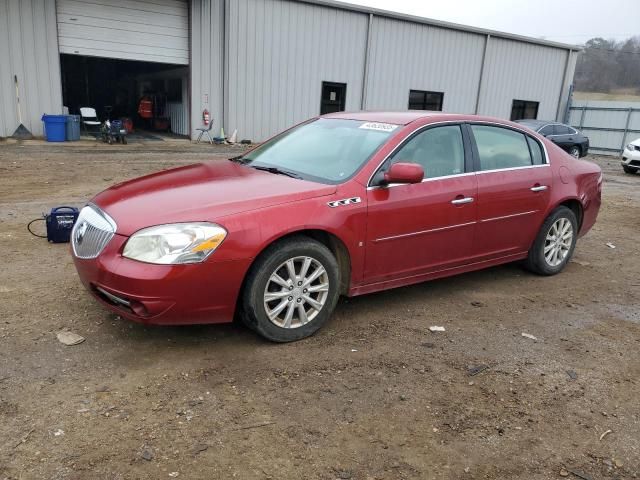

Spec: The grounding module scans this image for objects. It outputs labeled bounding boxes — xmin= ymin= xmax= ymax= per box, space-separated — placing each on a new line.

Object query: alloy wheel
xmin=544 ymin=218 xmax=573 ymax=267
xmin=570 ymin=147 xmax=580 ymax=158
xmin=263 ymin=256 xmax=330 ymax=329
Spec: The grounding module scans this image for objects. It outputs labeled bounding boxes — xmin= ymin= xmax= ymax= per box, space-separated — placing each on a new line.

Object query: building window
xmin=408 ymin=90 xmax=444 ymax=111
xmin=320 ymin=82 xmax=347 ymax=115
xmin=510 ymin=100 xmax=539 ymax=121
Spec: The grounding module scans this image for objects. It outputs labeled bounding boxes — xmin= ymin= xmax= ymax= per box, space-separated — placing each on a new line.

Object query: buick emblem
xmin=75 ymin=221 xmax=88 ymax=244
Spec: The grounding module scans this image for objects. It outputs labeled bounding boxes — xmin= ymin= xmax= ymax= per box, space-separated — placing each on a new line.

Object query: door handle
xmin=451 ymin=197 xmax=474 ymax=205
xmin=530 ymin=185 xmax=548 ymax=192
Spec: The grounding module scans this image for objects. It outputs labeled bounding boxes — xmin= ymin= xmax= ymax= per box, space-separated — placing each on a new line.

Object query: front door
xmin=469 ymin=124 xmax=552 ymax=259
xmin=364 ymin=124 xmax=478 ymax=284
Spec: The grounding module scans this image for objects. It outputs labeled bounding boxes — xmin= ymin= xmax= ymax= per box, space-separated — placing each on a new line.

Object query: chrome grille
xmin=71 ymin=205 xmax=117 ymax=259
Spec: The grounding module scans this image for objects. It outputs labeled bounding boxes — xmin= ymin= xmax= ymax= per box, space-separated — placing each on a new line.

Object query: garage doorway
xmin=60 ymin=55 xmax=189 ymax=139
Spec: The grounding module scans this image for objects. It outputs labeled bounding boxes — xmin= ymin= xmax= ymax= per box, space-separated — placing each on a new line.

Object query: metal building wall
xmin=190 ymin=0 xmax=225 ymax=140
xmin=477 ymin=37 xmax=569 ymax=120
xmin=0 ymin=0 xmax=63 ymax=138
xmin=365 ymin=15 xmax=485 ymax=113
xmin=225 ymin=0 xmax=369 ymax=141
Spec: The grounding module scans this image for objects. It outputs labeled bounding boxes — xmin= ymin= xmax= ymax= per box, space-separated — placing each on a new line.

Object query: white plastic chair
xmin=80 ymin=107 xmax=101 ymax=134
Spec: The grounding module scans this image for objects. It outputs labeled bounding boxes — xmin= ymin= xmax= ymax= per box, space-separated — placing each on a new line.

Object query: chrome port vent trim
xmin=327 ymin=197 xmax=362 ymax=208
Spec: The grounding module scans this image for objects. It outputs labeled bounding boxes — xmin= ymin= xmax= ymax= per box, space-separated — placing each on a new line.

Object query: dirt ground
xmin=0 ymin=140 xmax=639 ymax=480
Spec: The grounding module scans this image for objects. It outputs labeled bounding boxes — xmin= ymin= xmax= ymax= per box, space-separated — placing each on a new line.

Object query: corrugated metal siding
xmin=478 ymin=37 xmax=567 ymax=120
xmin=56 ymin=0 xmax=189 ymax=64
xmin=190 ymin=0 xmax=224 ymax=140
xmin=226 ymin=0 xmax=369 ymax=141
xmin=166 ymin=101 xmax=188 ymax=135
xmin=365 ymin=16 xmax=485 ymax=113
xmin=0 ymin=0 xmax=62 ymax=137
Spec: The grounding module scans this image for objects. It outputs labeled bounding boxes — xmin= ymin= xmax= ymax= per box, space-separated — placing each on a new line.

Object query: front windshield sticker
xmin=358 ymin=122 xmax=398 ymax=132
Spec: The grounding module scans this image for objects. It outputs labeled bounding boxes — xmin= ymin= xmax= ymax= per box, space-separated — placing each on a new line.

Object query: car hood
xmin=629 ymin=138 xmax=640 ymax=147
xmin=92 ymin=161 xmax=337 ymax=236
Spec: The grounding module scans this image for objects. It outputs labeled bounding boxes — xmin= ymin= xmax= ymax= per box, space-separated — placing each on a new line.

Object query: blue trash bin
xmin=41 ymin=114 xmax=67 ymax=142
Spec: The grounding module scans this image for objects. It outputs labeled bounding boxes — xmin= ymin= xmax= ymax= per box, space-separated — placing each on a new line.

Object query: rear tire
xmin=241 ymin=237 xmax=340 ymax=342
xmin=524 ymin=206 xmax=578 ymax=276
xmin=569 ymin=146 xmax=581 ymax=158
xmin=623 ymin=165 xmax=637 ymax=174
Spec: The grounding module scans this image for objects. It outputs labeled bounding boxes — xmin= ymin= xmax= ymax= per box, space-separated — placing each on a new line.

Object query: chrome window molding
xmin=366 ymin=119 xmax=550 ymax=189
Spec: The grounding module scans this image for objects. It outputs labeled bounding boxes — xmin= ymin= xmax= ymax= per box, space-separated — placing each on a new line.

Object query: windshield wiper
xmin=250 ymin=165 xmax=302 ymax=179
xmin=228 ymin=155 xmax=249 ymax=164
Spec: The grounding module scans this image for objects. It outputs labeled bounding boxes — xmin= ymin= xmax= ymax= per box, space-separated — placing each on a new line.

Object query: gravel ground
xmin=0 ymin=140 xmax=639 ymax=480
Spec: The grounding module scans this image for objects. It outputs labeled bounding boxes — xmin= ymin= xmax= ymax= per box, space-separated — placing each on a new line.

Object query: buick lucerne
xmin=71 ymin=112 xmax=602 ymax=342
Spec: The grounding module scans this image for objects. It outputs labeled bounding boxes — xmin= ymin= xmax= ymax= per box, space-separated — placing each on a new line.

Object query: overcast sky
xmin=341 ymin=0 xmax=639 ymax=45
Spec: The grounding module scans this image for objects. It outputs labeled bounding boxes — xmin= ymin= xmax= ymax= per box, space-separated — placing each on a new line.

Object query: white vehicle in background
xmin=622 ymin=139 xmax=640 ymax=174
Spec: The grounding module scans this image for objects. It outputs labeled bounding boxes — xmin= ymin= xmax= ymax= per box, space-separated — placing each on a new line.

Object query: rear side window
xmin=527 ymin=136 xmax=545 ymax=165
xmin=554 ymin=125 xmax=571 ymax=135
xmin=471 ymin=125 xmax=532 ymax=171
xmin=539 ymin=125 xmax=554 ymax=136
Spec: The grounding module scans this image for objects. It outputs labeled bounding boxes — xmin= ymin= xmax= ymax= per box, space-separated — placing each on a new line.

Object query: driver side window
xmin=389 ymin=125 xmax=465 ymax=179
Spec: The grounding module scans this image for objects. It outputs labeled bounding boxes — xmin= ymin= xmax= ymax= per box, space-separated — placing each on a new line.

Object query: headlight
xmin=627 ymin=144 xmax=634 ymax=151
xmin=123 ymin=223 xmax=227 ymax=264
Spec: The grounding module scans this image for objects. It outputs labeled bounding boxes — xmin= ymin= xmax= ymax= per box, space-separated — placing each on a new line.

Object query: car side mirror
xmin=382 ymin=162 xmax=424 ymax=185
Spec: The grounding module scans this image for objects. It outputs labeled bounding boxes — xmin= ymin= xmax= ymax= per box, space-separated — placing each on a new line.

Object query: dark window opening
xmin=408 ymin=90 xmax=444 ymax=111
xmin=320 ymin=82 xmax=347 ymax=115
xmin=510 ymin=100 xmax=539 ymax=121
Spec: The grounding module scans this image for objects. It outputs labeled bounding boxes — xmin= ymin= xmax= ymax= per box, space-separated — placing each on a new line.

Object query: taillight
xmin=597 ymin=171 xmax=603 ymax=193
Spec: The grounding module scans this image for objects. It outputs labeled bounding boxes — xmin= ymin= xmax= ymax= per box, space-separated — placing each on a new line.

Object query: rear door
xmin=469 ymin=124 xmax=552 ymax=260
xmin=364 ymin=124 xmax=478 ymax=284
xmin=549 ymin=124 xmax=574 ymax=151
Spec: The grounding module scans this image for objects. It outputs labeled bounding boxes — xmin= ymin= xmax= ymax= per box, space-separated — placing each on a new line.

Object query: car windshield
xmin=238 ymin=118 xmax=398 ymax=184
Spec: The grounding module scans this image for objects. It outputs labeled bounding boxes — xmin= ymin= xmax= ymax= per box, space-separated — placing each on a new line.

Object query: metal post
xmin=555 ymin=49 xmax=571 ymax=121
xmin=621 ymin=107 xmax=632 ymax=153
xmin=360 ymin=13 xmax=373 ymax=110
xmin=579 ymin=107 xmax=586 ymax=130
xmin=474 ymin=34 xmax=490 ymax=115
xmin=563 ymin=84 xmax=573 ymax=124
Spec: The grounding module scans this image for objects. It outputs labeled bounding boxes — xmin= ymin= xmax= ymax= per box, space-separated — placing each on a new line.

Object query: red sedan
xmin=71 ymin=112 xmax=602 ymax=342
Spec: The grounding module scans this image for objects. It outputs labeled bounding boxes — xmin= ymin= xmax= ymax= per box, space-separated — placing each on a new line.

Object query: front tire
xmin=525 ymin=206 xmax=578 ymax=275
xmin=623 ymin=165 xmax=637 ymax=174
xmin=241 ymin=237 xmax=340 ymax=342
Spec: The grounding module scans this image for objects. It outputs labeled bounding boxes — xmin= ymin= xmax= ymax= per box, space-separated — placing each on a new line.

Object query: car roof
xmin=322 ymin=111 xmax=526 ymax=127
xmin=516 ymin=119 xmax=549 ymax=128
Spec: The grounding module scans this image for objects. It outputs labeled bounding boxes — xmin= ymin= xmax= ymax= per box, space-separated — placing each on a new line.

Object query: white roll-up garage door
xmin=56 ymin=0 xmax=189 ymax=65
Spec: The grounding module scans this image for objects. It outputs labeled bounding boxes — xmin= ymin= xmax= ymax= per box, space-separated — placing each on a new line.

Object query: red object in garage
xmin=121 ymin=117 xmax=134 ymax=134
xmin=70 ymin=111 xmax=602 ymax=342
xmin=137 ymin=97 xmax=153 ymax=119
xmin=203 ymin=109 xmax=210 ymax=126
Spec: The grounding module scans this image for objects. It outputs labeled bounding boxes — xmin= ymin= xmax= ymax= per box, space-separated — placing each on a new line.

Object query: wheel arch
xmin=554 ymin=197 xmax=584 ymax=231
xmin=241 ymin=228 xmax=353 ymax=298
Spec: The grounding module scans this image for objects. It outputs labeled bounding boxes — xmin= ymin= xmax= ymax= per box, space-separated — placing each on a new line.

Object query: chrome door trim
xmin=366 ymin=171 xmax=476 ymax=190
xmin=475 ymin=163 xmax=551 ymax=175
xmin=479 ymin=210 xmax=538 ymax=223
xmin=373 ymin=221 xmax=477 ymax=243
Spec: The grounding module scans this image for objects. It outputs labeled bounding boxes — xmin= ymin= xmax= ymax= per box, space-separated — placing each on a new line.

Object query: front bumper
xmin=621 ymin=147 xmax=640 ymax=168
xmin=72 ymin=234 xmax=251 ymax=325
